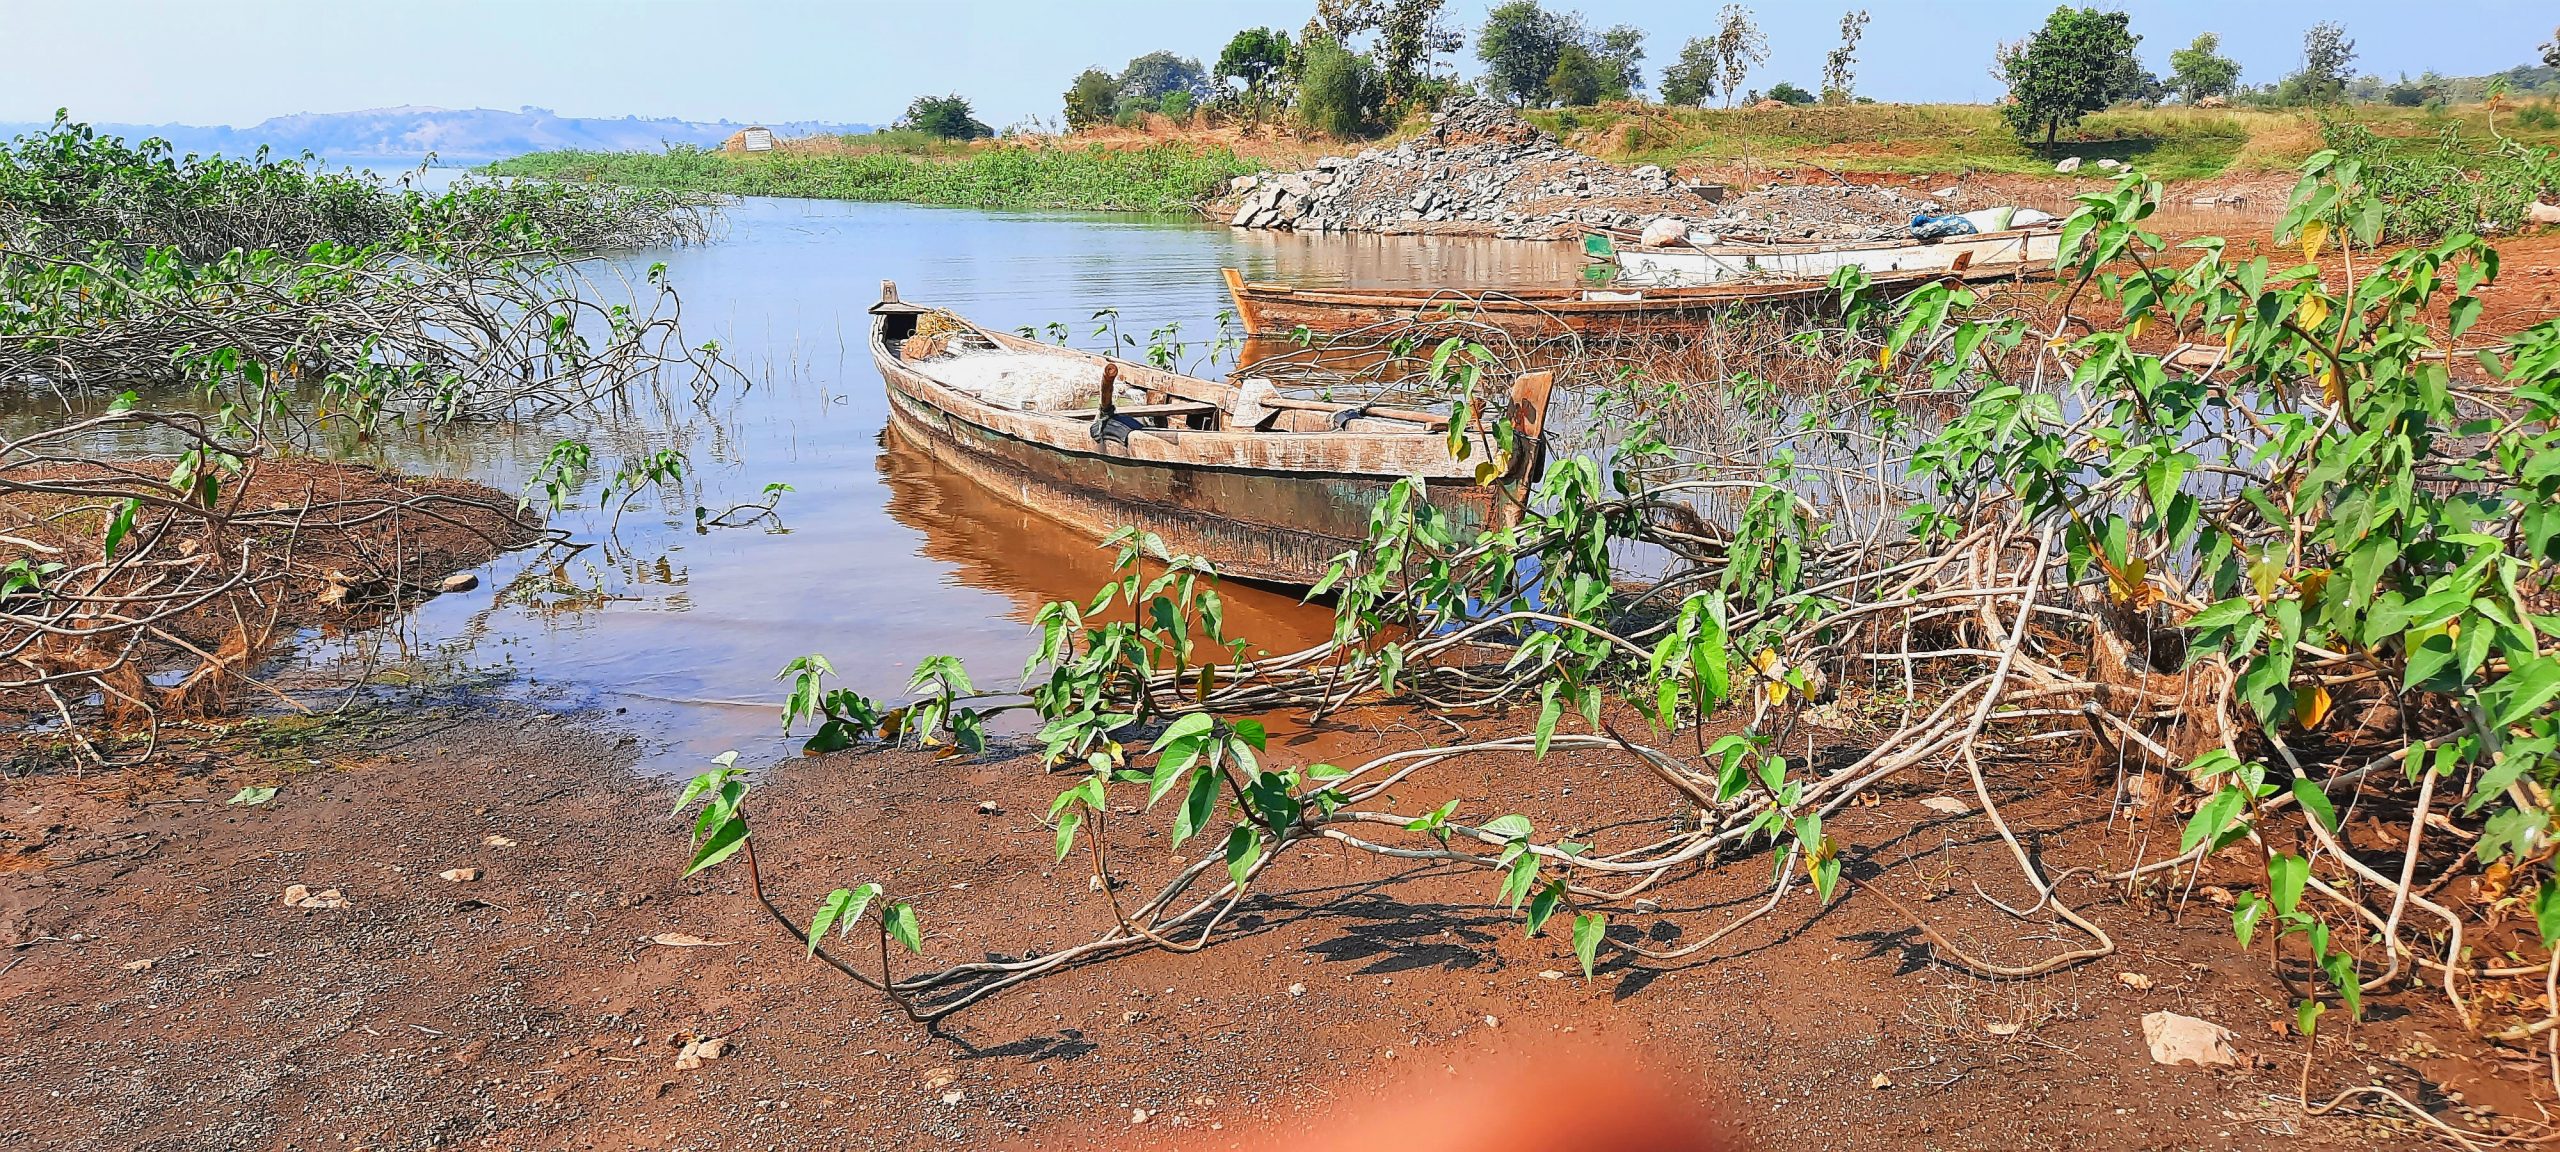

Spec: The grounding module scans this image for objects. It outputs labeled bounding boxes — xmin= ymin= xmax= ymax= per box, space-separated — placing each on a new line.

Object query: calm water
xmin=293 ymin=198 xmax=1592 ymax=771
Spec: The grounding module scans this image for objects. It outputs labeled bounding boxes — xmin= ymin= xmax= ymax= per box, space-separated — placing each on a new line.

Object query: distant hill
xmin=0 ymin=106 xmax=877 ymax=166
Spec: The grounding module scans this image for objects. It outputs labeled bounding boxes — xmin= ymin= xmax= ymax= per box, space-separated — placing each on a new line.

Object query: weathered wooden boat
xmin=1585 ymin=223 xmax=2062 ymax=286
xmin=869 ymin=282 xmax=1552 ymax=587
xmin=1223 ymin=267 xmax=1856 ymax=339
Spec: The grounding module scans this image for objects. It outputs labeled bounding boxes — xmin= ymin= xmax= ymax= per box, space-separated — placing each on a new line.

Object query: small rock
xmin=1286 ymin=982 xmax=1306 ymax=997
xmin=921 ymin=1068 xmax=957 ymax=1091
xmin=941 ymin=1089 xmax=965 ymax=1106
xmin=1482 ymin=1015 xmax=1500 ymax=1028
xmin=280 ymin=884 xmax=348 ymax=910
xmin=1131 ymin=1109 xmax=1151 ymax=1124
xmin=1932 ymin=186 xmax=1959 ymax=199
xmin=122 ymin=958 xmax=155 ymax=972
xmin=2531 ymin=201 xmax=2560 ymax=226
xmin=2118 ymin=971 xmax=2154 ymax=990
xmin=673 ymin=1035 xmax=730 ymax=1070
xmin=2143 ymin=1011 xmax=2240 ymax=1067
xmin=2055 ymin=157 xmax=2083 ymax=174
xmin=1919 ymin=797 xmax=1970 ymax=816
xmin=1870 ymin=1072 xmax=1893 ymax=1089
xmin=481 ymin=834 xmax=516 ymax=848
xmin=437 ymin=572 xmax=479 ymax=593
xmin=977 ymin=801 xmax=1001 ymax=815
xmin=439 ymin=867 xmax=482 ymax=883
xmin=1539 ymin=970 xmax=1565 ymax=980
xmin=2095 ymin=158 xmax=2123 ymax=171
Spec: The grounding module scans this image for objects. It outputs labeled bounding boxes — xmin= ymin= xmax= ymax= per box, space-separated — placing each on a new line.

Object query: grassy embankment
xmin=1525 ymin=101 xmax=2560 ymax=182
xmin=488 ymin=129 xmax=1258 ymax=214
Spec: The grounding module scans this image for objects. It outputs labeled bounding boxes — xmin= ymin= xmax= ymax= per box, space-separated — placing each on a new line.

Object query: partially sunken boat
xmin=1224 ymin=266 xmax=1997 ymax=339
xmin=1224 ymin=267 xmax=1856 ymax=340
xmin=869 ymin=282 xmax=1552 ymax=586
xmin=1587 ymin=219 xmax=2063 ymax=285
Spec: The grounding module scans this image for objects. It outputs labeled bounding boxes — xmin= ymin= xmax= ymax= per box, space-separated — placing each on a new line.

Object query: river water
xmin=287 ymin=197 xmax=1591 ymax=772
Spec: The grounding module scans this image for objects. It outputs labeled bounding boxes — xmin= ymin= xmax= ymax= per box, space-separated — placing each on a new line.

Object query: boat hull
xmin=1223 ymin=268 xmax=1839 ymax=340
xmin=1614 ymin=229 xmax=2062 ymax=285
xmin=873 ymin=332 xmax=1518 ymax=588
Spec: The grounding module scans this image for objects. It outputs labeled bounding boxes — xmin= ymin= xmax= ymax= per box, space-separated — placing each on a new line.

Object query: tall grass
xmin=1524 ymin=101 xmax=2560 ymax=182
xmin=490 ymin=141 xmax=1257 ymax=214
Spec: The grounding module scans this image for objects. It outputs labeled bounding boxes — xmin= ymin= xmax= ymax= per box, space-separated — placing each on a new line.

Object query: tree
xmin=902 ymin=94 xmax=992 ymax=140
xmin=1062 ymin=69 xmax=1120 ymax=131
xmin=1821 ymin=10 xmax=1869 ymax=103
xmin=1158 ymin=90 xmax=1197 ymax=120
xmin=1998 ymin=7 xmax=2140 ymax=150
xmin=1120 ymin=52 xmax=1210 ymax=104
xmin=1215 ymin=27 xmax=1294 ymax=122
xmin=2280 ymin=21 xmax=2356 ymax=105
xmin=2167 ymin=33 xmax=2240 ymax=104
xmin=1298 ymin=34 xmax=1385 ymax=137
xmin=1768 ymin=81 xmax=1816 ymax=106
xmin=2544 ymin=27 xmax=2558 ymax=70
xmin=1596 ymin=25 xmax=1645 ymax=97
xmin=1712 ymin=6 xmax=1770 ymax=110
xmin=1477 ymin=1 xmax=1573 ymax=106
xmin=1373 ymin=0 xmax=1465 ymax=106
xmin=1548 ymin=42 xmax=1609 ymax=106
xmin=1659 ymin=37 xmax=1718 ymax=106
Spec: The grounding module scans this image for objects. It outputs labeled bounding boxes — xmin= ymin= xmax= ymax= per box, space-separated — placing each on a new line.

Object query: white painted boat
xmin=1590 ymin=224 xmax=2062 ymax=286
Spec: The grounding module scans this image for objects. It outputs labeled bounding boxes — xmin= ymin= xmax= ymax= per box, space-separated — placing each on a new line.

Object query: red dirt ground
xmin=0 ymin=694 xmax=2547 ymax=1151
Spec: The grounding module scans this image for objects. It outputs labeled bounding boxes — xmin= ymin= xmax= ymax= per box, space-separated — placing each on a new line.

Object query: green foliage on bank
xmin=488 ymin=142 xmax=1259 ymax=214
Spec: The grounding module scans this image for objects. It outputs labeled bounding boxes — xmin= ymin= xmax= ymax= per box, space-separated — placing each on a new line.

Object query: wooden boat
xmin=868 ymin=281 xmax=1552 ymax=587
xmin=1223 ymin=267 xmax=1855 ymax=339
xmin=1585 ymin=223 xmax=2062 ymax=286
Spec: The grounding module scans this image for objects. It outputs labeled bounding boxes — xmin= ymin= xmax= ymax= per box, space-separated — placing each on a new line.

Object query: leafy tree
xmin=2383 ymin=73 xmax=2431 ymax=107
xmin=2167 ymin=32 xmax=2241 ymax=104
xmin=2278 ymin=21 xmax=2356 ymax=105
xmin=2545 ymin=27 xmax=2558 ymax=69
xmin=1659 ymin=37 xmax=1719 ymax=106
xmin=1063 ymin=69 xmax=1120 ymax=131
xmin=1477 ymin=1 xmax=1573 ymax=106
xmin=1373 ymin=0 xmax=1465 ymax=106
xmin=1120 ymin=51 xmax=1210 ymax=103
xmin=1821 ymin=10 xmax=1869 ymax=103
xmin=1158 ymin=89 xmax=1197 ymax=120
xmin=1596 ymin=25 xmax=1645 ymax=97
xmin=902 ymin=93 xmax=992 ymax=140
xmin=1712 ymin=5 xmax=1770 ymax=110
xmin=1768 ymin=80 xmax=1816 ymax=106
xmin=1997 ymin=7 xmax=2140 ymax=150
xmin=1548 ymin=42 xmax=1610 ymax=106
xmin=1298 ymin=34 xmax=1385 ymax=137
xmin=1215 ymin=27 xmax=1294 ymax=123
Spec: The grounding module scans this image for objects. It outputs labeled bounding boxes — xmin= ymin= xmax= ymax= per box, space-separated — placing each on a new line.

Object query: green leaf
xmin=885 ymin=902 xmax=923 ymax=954
xmin=1525 ymin=881 xmax=1563 ymax=937
xmin=2536 ymin=878 xmax=2560 ymax=948
xmin=2232 ymin=891 xmax=2266 ymax=949
xmin=101 ymin=498 xmax=139 ymax=562
xmin=1229 ymin=718 xmax=1267 ymax=750
xmin=1499 ymin=852 xmax=1542 ymax=910
xmin=1172 ymin=765 xmax=1219 ymax=847
xmin=684 ymin=816 xmax=749 ymax=877
xmin=2268 ymin=852 xmax=2307 ymax=916
xmin=2296 ymin=998 xmax=2325 ymax=1039
xmin=1225 ymin=823 xmax=1260 ymax=889
xmin=2288 ymin=778 xmax=2339 ymax=834
xmin=1483 ymin=814 xmax=1534 ymax=842
xmin=1053 ymin=808 xmax=1083 ymax=862
xmin=225 ymin=785 xmax=278 ymax=806
xmin=1533 ymin=680 xmax=1562 ymax=758
xmin=805 ymin=883 xmax=881 ymax=957
xmin=1571 ymin=912 xmax=1606 ymax=978
xmin=2181 ymin=786 xmax=2248 ymax=855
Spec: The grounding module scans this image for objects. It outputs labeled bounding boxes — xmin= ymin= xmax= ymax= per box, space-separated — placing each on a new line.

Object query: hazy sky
xmin=3 ymin=1 xmax=2553 ymax=128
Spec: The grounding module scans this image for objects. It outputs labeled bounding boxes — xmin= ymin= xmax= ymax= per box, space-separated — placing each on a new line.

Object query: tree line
xmin=871 ymin=5 xmax=2557 ymax=147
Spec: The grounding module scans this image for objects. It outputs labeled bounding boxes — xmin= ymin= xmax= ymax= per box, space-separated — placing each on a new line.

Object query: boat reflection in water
xmin=871 ymin=420 xmax=1340 ymax=661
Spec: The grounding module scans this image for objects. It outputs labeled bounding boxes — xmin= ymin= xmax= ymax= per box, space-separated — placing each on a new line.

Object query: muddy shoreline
xmin=0 ymin=694 xmax=2543 ymax=1150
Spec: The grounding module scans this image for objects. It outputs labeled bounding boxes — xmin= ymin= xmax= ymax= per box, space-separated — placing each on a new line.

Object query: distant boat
xmin=1224 ymin=266 xmax=1967 ymax=340
xmin=1585 ymin=221 xmax=2062 ymax=285
xmin=869 ymin=282 xmax=1552 ymax=587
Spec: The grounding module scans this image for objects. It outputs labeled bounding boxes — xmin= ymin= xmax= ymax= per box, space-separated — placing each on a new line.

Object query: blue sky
xmin=2 ymin=1 xmax=2552 ymax=128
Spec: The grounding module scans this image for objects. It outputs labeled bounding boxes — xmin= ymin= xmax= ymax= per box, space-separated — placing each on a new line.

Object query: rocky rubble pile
xmin=1222 ymin=98 xmax=1709 ymax=240
xmin=1677 ymin=184 xmax=1948 ymax=244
